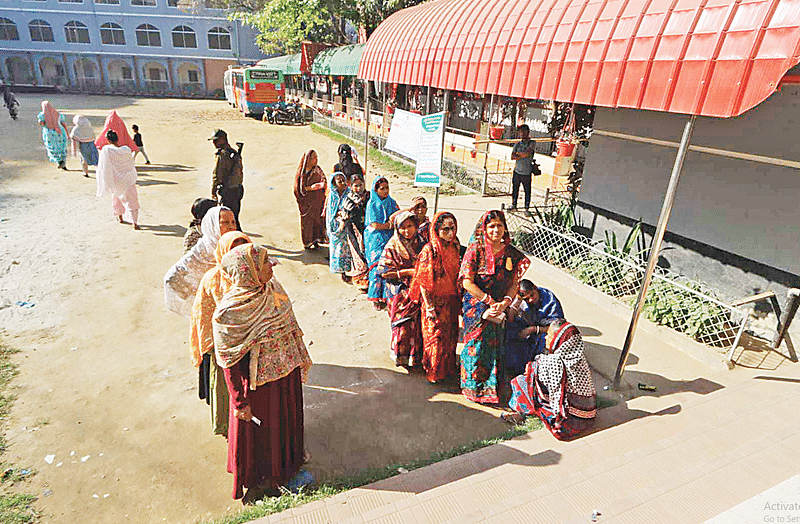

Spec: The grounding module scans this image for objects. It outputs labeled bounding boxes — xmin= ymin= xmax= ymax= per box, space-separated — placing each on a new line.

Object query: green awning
xmin=256 ymin=53 xmax=302 ymax=75
xmin=311 ymin=44 xmax=365 ymax=77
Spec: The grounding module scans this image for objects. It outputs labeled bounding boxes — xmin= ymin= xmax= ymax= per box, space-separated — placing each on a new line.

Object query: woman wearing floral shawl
xmin=37 ymin=101 xmax=70 ymax=169
xmin=326 ymin=171 xmax=352 ymax=278
xmin=409 ymin=211 xmax=461 ymax=382
xmin=458 ymin=210 xmax=530 ymax=404
xmin=190 ymin=230 xmax=252 ymax=436
xmin=378 ymin=210 xmax=423 ymax=367
xmin=365 ymin=176 xmax=399 ymax=309
xmin=213 ymin=244 xmax=312 ymax=501
xmin=505 ymin=320 xmax=597 ymax=440
xmin=293 ymin=149 xmax=327 ymax=250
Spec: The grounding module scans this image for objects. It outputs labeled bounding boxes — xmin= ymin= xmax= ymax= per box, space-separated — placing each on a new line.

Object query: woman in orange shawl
xmin=409 ymin=212 xmax=462 ymax=382
xmin=190 ymin=230 xmax=252 ymax=436
xmin=293 ymin=150 xmax=327 ymax=250
xmin=94 ymin=110 xmax=137 ymax=151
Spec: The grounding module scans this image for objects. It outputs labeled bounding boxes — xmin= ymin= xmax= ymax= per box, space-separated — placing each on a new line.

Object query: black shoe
xmin=145 ymin=161 xmax=151 ymax=165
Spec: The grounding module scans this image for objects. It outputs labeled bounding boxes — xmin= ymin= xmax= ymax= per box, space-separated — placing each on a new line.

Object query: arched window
xmin=28 ymin=19 xmax=53 ymax=42
xmin=0 ymin=18 xmax=19 ymax=41
xmin=65 ymin=21 xmax=90 ymax=44
xmin=100 ymin=22 xmax=125 ymax=45
xmin=135 ymin=24 xmax=160 ymax=47
xmin=207 ymin=26 xmax=230 ymax=50
xmin=171 ymin=25 xmax=196 ymax=48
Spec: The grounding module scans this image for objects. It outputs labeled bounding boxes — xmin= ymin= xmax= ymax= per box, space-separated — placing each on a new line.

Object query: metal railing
xmin=505 ymin=210 xmax=750 ymax=352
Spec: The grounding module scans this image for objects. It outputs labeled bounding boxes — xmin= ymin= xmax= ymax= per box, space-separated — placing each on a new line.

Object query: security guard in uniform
xmin=209 ymin=128 xmax=244 ymax=229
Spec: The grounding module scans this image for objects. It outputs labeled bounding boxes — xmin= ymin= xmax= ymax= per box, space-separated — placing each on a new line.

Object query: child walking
xmin=131 ymin=124 xmax=151 ymax=164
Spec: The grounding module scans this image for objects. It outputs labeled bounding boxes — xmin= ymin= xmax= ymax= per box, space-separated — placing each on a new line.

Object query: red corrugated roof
xmin=358 ymin=0 xmax=800 ymax=117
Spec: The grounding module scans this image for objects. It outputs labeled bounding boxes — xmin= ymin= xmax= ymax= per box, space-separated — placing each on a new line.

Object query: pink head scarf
xmin=41 ymin=101 xmax=62 ymax=131
xmin=94 ymin=110 xmax=137 ymax=150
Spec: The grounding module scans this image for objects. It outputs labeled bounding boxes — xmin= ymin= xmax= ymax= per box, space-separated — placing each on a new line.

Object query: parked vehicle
xmin=224 ymin=67 xmax=285 ymax=118
xmin=263 ymin=101 xmax=303 ymax=125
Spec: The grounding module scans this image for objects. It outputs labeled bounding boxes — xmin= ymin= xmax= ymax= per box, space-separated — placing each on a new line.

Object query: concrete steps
xmin=253 ymin=363 xmax=800 ymax=523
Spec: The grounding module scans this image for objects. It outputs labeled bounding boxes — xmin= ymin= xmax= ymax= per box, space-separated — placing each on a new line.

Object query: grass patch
xmin=0 ymin=345 xmax=39 ymax=523
xmin=203 ymin=417 xmax=542 ymax=524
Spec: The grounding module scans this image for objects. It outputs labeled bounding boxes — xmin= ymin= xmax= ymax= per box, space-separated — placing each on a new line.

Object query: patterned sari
xmin=378 ymin=211 xmax=423 ymax=366
xmin=365 ymin=177 xmax=399 ymax=303
xmin=409 ymin=211 xmax=461 ymax=382
xmin=459 ymin=210 xmax=530 ymax=404
xmin=339 ymin=177 xmax=369 ymax=288
xmin=509 ymin=322 xmax=597 ymax=440
xmin=326 ymin=172 xmax=352 ymax=274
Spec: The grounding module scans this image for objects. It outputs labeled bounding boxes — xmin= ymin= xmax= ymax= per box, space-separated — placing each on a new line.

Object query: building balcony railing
xmin=109 ymin=79 xmax=137 ymax=93
xmin=176 ymin=82 xmax=204 ymax=94
xmin=143 ymin=79 xmax=169 ymax=93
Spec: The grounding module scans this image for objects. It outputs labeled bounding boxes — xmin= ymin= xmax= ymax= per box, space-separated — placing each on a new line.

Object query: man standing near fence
xmin=509 ymin=124 xmax=540 ymax=210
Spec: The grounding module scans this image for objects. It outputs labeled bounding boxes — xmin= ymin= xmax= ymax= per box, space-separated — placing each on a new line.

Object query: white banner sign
xmin=414 ymin=111 xmax=446 ymax=188
xmin=384 ymin=108 xmax=422 ymax=161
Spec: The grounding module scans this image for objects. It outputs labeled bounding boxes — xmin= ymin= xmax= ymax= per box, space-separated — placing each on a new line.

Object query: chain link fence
xmin=505 ymin=210 xmax=749 ymax=352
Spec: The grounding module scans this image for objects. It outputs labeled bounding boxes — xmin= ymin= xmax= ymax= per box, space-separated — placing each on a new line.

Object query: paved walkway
xmin=254 ymin=357 xmax=798 ymax=523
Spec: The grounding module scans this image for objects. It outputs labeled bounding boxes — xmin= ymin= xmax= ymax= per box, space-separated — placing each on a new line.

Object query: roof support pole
xmin=613 ymin=115 xmax=697 ymax=389
xmin=363 ymin=80 xmax=370 ymax=177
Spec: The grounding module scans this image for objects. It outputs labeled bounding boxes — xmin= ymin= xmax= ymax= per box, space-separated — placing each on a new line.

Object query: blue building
xmin=0 ymin=0 xmax=265 ymax=96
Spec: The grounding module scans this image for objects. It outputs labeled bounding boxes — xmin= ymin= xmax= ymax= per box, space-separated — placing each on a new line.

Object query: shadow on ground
xmin=263 ymin=243 xmax=328 ymax=266
xmin=137 ymin=223 xmax=186 ymax=237
xmin=303 ymin=363 xmax=527 ymax=484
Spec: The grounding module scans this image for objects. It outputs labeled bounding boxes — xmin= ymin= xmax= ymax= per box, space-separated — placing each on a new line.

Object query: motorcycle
xmin=264 ymin=102 xmax=303 ymax=125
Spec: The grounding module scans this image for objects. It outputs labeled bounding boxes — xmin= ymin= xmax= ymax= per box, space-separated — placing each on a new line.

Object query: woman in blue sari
xmin=459 ymin=210 xmax=530 ymax=404
xmin=364 ymin=176 xmax=399 ymax=310
xmin=326 ymin=171 xmax=352 ymax=280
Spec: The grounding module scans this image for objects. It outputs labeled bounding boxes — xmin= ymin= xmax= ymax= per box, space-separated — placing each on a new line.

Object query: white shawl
xmin=96 ymin=144 xmax=136 ymax=199
xmin=163 ymin=206 xmax=225 ymax=316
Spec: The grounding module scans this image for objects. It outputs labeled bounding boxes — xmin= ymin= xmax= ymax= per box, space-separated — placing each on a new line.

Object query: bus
xmin=224 ymin=67 xmax=285 ymax=118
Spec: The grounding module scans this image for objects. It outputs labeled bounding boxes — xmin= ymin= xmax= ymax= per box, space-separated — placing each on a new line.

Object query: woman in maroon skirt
xmin=213 ymin=244 xmax=313 ymax=501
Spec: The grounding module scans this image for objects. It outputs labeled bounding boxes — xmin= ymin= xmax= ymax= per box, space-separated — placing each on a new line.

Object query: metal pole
xmin=434 ymin=89 xmax=450 ymax=215
xmin=364 ymin=80 xmax=370 ymax=177
xmin=482 ymin=93 xmax=495 ymax=196
xmin=613 ymin=115 xmax=697 ymax=389
xmin=425 ymin=86 xmax=431 ymax=114
xmin=772 ymin=288 xmax=799 ymax=356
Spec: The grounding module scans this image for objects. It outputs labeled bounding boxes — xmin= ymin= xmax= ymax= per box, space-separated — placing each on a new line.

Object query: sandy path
xmin=0 ymin=94 xmax=513 ymax=523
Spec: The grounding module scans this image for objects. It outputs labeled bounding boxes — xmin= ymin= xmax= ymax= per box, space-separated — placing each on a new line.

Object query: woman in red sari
xmin=377 ymin=210 xmax=423 ymax=367
xmin=410 ymin=212 xmax=461 ymax=383
xmin=293 ymin=150 xmax=327 ymax=250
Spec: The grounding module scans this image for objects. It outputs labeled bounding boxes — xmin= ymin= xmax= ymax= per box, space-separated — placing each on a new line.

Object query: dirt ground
xmin=0 ymin=94 xmax=518 ymax=523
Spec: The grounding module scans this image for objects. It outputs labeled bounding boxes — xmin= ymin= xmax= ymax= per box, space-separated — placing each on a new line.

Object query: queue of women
xmin=157 ymin=137 xmax=597 ymax=503
xmin=37 ymin=101 xmax=141 ymax=229
xmin=298 ymin=145 xmax=597 ymax=439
